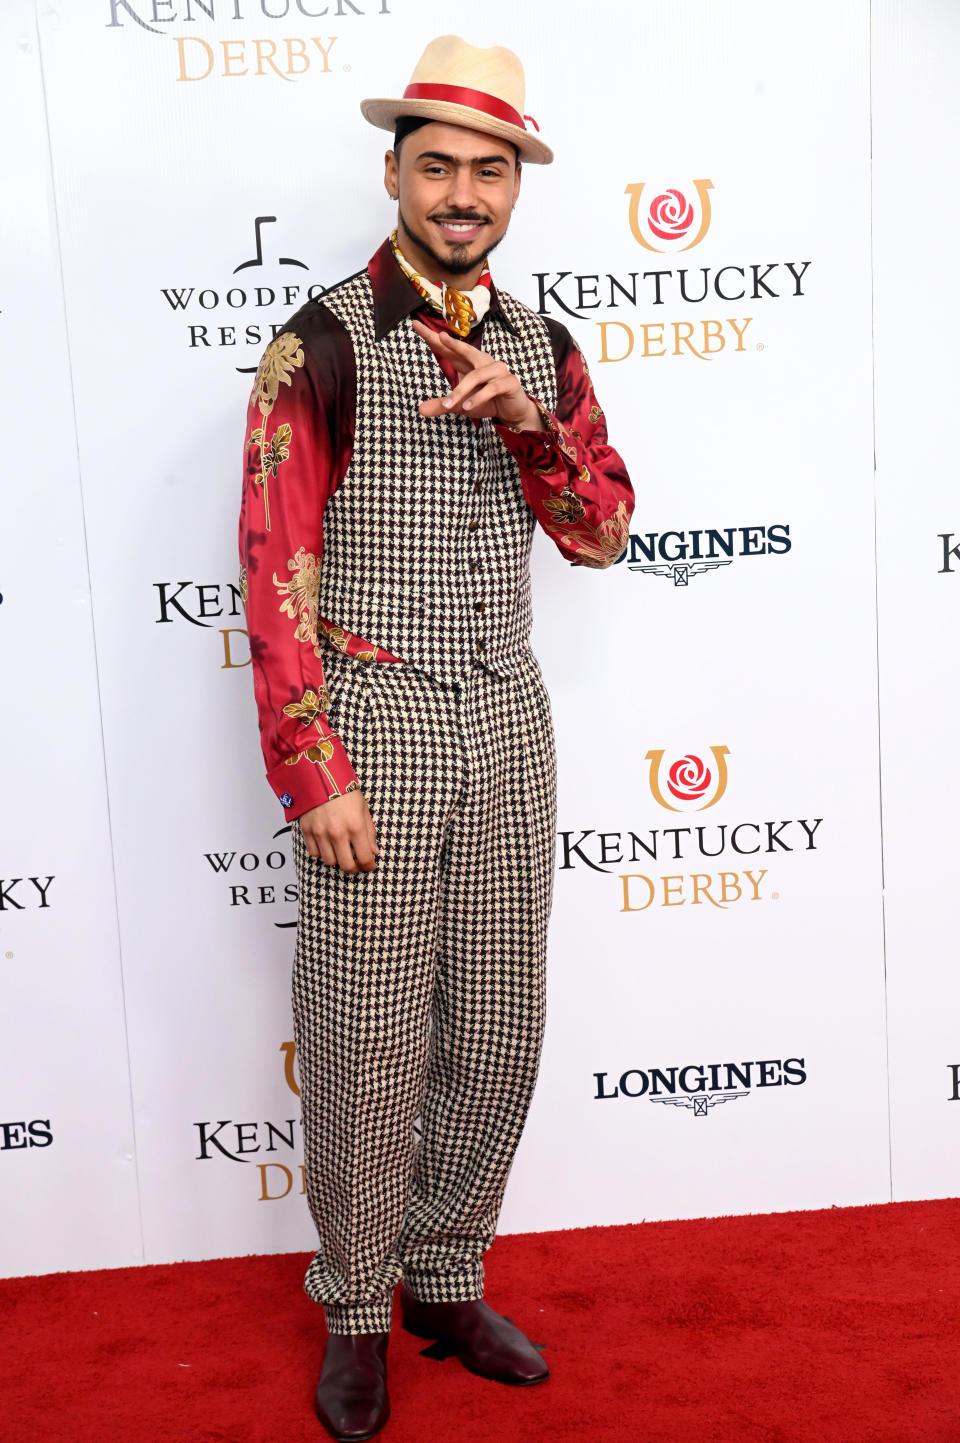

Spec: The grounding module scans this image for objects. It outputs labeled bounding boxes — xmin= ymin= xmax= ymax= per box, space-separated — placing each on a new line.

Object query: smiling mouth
xmin=432 ymin=218 xmax=488 ymax=241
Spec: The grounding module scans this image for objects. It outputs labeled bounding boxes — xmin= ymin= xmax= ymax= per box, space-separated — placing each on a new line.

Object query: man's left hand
xmin=412 ymin=317 xmax=546 ymax=432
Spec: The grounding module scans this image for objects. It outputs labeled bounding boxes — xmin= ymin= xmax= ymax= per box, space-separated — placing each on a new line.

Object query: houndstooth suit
xmin=239 ymin=235 xmax=634 ymax=1333
xmin=289 ymin=267 xmax=560 ymax=1334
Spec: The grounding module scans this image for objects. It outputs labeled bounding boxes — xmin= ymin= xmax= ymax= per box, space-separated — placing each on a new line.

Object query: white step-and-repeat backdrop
xmin=1 ymin=0 xmax=956 ymax=1276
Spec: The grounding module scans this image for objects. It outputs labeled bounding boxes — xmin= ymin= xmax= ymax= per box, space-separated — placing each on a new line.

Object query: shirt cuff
xmin=493 ymin=396 xmax=568 ymax=471
xmin=266 ymin=734 xmax=361 ymax=823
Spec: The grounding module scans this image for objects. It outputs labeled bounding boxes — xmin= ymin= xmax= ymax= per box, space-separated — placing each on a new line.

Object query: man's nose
xmin=447 ymin=167 xmax=480 ymax=212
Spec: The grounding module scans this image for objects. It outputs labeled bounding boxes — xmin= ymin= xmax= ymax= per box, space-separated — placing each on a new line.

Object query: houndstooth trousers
xmin=291 ymin=644 xmax=558 ymax=1335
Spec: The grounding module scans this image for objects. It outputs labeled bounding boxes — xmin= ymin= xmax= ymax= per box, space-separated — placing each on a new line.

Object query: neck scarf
xmin=390 ymin=228 xmax=492 ymax=338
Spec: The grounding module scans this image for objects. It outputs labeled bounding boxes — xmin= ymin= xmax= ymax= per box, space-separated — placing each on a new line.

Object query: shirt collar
xmin=368 ymin=235 xmax=518 ymax=342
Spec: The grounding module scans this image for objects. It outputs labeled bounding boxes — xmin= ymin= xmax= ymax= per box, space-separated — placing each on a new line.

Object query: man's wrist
xmin=501 ymin=394 xmax=547 ymax=434
xmin=518 ymin=396 xmax=546 ymax=432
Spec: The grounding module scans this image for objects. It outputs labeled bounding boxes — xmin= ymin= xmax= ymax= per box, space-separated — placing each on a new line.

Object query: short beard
xmin=397 ymin=205 xmax=508 ymax=278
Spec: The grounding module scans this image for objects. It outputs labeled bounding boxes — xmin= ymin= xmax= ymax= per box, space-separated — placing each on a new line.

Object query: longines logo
xmin=559 ymin=748 xmax=824 ymax=913
xmin=203 ymin=826 xmax=297 ymax=927
xmin=106 ymin=0 xmax=392 ymax=82
xmin=1 ymin=1120 xmax=53 ymax=1149
xmin=616 ymin=523 xmax=792 ymax=584
xmin=154 ymin=578 xmax=249 ymax=669
xmin=194 ymin=1042 xmax=304 ymax=1202
xmin=593 ymin=1057 xmax=806 ymax=1116
xmin=534 ymin=178 xmax=811 ymax=364
xmin=161 ymin=216 xmax=325 ymax=372
xmin=0 ymin=876 xmax=55 ymax=911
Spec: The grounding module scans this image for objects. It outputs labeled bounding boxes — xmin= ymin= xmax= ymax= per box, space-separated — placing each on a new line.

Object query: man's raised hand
xmin=412 ymin=317 xmax=545 ymax=432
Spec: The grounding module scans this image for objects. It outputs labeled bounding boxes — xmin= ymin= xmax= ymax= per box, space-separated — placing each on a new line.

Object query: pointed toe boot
xmin=314 ymin=1331 xmax=390 ymax=1441
xmin=400 ymin=1283 xmax=548 ymax=1386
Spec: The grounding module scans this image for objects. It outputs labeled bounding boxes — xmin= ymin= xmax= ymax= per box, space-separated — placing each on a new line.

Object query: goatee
xmin=397 ymin=206 xmax=508 ymax=279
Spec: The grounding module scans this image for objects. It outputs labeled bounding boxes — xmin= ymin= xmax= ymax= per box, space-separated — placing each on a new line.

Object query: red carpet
xmin=3 ymin=1198 xmax=959 ymax=1443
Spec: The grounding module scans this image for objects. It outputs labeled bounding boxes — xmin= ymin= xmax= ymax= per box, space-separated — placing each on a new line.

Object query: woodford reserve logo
xmin=105 ymin=0 xmax=392 ymax=83
xmin=534 ymin=178 xmax=811 ymax=363
xmin=160 ymin=215 xmax=325 ymax=372
xmin=203 ymin=825 xmax=298 ymax=928
xmin=558 ymin=747 xmax=823 ymax=912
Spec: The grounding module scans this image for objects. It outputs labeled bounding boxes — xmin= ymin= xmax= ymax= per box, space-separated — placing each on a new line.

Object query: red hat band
xmin=402 ymin=81 xmax=527 ymax=132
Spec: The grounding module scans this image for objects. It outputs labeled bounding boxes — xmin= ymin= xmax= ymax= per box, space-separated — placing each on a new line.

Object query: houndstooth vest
xmin=317 ymin=271 xmax=557 ymax=688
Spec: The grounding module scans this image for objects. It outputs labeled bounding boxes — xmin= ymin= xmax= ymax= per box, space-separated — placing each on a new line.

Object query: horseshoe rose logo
xmin=646 ymin=747 xmax=730 ymax=812
xmin=667 ymin=754 xmax=712 ymax=802
xmin=648 ymin=189 xmax=694 ymax=242
xmin=625 ymin=178 xmax=714 ymax=253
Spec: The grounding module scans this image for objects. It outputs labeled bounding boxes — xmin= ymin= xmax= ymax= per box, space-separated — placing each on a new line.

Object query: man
xmin=239 ymin=33 xmax=634 ymax=1441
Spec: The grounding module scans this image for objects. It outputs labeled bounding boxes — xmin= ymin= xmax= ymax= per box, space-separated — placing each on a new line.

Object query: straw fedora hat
xmin=360 ymin=34 xmax=553 ymax=165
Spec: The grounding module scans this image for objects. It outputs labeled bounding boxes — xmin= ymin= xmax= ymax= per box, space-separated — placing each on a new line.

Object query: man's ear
xmin=384 ymin=148 xmax=399 ymax=200
xmin=512 ymin=158 xmax=522 ymax=206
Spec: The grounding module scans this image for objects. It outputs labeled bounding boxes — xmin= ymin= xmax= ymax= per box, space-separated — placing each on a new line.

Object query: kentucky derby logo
xmin=624 ymin=179 xmax=714 ymax=252
xmin=645 ymin=747 xmax=730 ymax=812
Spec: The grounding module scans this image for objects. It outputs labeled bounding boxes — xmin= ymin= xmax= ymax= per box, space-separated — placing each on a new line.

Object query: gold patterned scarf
xmin=389 ymin=228 xmax=492 ymax=338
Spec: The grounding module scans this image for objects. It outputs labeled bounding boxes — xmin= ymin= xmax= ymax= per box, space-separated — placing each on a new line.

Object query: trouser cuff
xmin=322 ymin=1295 xmax=394 ymax=1335
xmin=403 ymin=1263 xmax=484 ymax=1303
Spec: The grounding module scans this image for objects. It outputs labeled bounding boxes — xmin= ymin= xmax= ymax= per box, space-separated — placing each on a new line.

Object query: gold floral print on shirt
xmin=318 ymin=619 xmax=349 ymax=653
xmin=533 ymin=457 xmax=561 ymax=479
xmin=543 ymin=485 xmax=587 ymax=525
xmin=260 ymin=422 xmax=292 ymax=477
xmin=249 ymin=420 xmax=294 ymax=532
xmin=560 ymin=498 xmax=631 ymax=569
xmin=281 ymin=686 xmax=362 ymax=800
xmin=282 ymin=687 xmax=332 ymax=725
xmin=252 ymin=333 xmax=304 ymax=419
xmin=238 ymin=566 xmax=248 ymax=604
xmin=274 ymin=546 xmax=321 ymax=655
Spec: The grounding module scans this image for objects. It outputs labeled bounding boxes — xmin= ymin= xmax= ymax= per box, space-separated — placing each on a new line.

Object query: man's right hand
xmin=299 ymin=791 xmax=380 ymax=872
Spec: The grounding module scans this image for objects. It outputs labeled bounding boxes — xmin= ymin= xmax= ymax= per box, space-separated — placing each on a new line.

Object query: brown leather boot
xmin=400 ymin=1282 xmax=549 ymax=1386
xmin=314 ymin=1332 xmax=390 ymax=1441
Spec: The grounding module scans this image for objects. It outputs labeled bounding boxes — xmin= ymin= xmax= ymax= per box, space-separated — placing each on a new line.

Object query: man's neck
xmin=395 ymin=225 xmax=487 ymax=291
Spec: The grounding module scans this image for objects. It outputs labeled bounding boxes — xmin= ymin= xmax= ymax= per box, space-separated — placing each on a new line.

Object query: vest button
xmin=473 ymin=481 xmax=482 ymax=493
xmin=468 ymin=519 xmax=479 ymax=530
xmin=477 ymin=638 xmax=486 ymax=650
xmin=475 ymin=601 xmax=485 ymax=612
xmin=470 ymin=563 xmax=480 ymax=572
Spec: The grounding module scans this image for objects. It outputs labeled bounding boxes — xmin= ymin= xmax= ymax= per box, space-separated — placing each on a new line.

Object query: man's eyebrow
xmin=415 ymin=150 xmax=512 ymax=167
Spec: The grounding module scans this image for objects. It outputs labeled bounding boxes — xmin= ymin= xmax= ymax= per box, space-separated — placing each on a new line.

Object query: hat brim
xmin=360 ymin=96 xmax=553 ymax=164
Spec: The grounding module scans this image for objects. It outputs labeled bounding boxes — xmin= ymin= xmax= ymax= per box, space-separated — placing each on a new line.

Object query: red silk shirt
xmin=239 ymin=237 xmax=635 ymax=823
